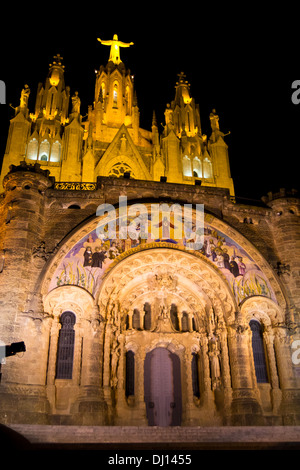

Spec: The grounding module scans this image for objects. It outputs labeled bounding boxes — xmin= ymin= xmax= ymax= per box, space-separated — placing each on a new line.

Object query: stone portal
xmin=144 ymin=348 xmax=182 ymax=426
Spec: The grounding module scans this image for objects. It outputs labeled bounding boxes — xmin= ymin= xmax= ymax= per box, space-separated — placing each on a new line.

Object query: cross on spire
xmin=176 ymin=71 xmax=190 ymax=87
xmin=49 ymin=54 xmax=64 ymax=69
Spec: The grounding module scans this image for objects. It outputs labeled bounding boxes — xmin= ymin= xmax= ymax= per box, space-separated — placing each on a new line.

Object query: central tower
xmin=94 ymin=36 xmax=138 ymax=134
xmin=0 ymin=35 xmax=235 ymax=196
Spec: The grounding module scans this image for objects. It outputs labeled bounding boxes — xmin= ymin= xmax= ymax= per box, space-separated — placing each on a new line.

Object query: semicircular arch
xmin=240 ymin=295 xmax=285 ymax=328
xmin=98 ymin=247 xmax=237 ymax=327
xmin=40 ymin=201 xmax=286 ymax=312
xmin=43 ymin=285 xmax=96 ymax=322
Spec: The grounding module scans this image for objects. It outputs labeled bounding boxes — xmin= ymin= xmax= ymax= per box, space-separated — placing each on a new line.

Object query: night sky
xmin=0 ymin=7 xmax=299 ymax=201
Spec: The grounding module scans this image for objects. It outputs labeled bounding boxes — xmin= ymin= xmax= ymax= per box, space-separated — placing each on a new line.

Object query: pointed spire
xmin=152 ymin=110 xmax=157 ymax=127
xmin=87 ymin=121 xmax=93 ymax=150
xmin=133 ymin=90 xmax=138 ymax=107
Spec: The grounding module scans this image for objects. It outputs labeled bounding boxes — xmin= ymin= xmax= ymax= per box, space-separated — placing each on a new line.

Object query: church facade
xmin=0 ymin=36 xmax=300 ymax=428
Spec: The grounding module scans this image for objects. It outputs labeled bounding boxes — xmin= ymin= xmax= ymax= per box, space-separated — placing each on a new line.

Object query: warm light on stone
xmin=0 ymin=36 xmax=299 ymax=443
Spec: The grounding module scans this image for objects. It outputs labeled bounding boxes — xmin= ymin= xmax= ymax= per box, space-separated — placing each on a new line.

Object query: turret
xmin=60 ymin=98 xmax=84 ymax=181
xmin=82 ymin=122 xmax=95 ymax=182
xmin=0 ymin=163 xmax=53 ymax=418
xmin=0 ymin=55 xmax=72 ymax=190
xmin=94 ymin=59 xmax=137 ymax=134
xmin=208 ymin=109 xmax=235 ymax=197
xmin=172 ymin=72 xmax=201 ymax=138
xmin=28 ymin=54 xmax=70 ymax=163
xmin=263 ymin=189 xmax=300 ymax=314
xmin=0 ymin=85 xmax=31 ymax=189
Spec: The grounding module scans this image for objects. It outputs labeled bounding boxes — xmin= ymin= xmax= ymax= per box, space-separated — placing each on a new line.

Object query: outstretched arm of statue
xmin=97 ymin=38 xmax=113 ymax=46
xmin=118 ymin=41 xmax=134 ymax=47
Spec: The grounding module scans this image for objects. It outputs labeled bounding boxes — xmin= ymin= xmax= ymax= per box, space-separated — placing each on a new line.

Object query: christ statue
xmin=97 ymin=34 xmax=134 ymax=64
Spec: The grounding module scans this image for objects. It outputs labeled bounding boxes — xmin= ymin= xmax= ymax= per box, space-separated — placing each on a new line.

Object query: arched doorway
xmin=144 ymin=348 xmax=182 ymax=426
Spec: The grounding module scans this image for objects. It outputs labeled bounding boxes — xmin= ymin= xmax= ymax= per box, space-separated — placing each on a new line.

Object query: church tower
xmin=26 ymin=54 xmax=70 ymax=169
xmin=0 ymin=36 xmax=299 ymax=439
xmin=90 ymin=35 xmax=153 ymax=181
xmin=94 ymin=37 xmax=137 ymax=133
xmin=160 ymin=72 xmax=235 ymax=196
xmin=0 ymin=36 xmax=235 ymax=196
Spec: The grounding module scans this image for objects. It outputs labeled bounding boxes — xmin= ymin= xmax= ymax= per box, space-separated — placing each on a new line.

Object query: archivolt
xmin=240 ymin=295 xmax=285 ymax=327
xmin=40 ymin=202 xmax=286 ymax=312
xmin=98 ymin=247 xmax=238 ymax=326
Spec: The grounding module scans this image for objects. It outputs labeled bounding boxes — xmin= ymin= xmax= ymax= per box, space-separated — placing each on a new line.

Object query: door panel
xmin=144 ymin=348 xmax=182 ymax=426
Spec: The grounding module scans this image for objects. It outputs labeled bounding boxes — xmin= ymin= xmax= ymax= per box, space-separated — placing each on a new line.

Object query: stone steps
xmin=8 ymin=424 xmax=300 ymax=449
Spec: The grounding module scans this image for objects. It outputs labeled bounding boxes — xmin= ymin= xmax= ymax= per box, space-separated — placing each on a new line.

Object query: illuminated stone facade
xmin=0 ymin=41 xmax=234 ymax=195
xmin=0 ymin=37 xmax=300 ymax=429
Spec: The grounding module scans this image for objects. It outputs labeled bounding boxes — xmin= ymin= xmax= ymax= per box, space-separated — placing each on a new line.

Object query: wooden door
xmin=144 ymin=348 xmax=182 ymax=426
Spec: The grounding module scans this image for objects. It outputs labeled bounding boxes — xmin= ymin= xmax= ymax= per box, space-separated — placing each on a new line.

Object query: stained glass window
xmin=56 ymin=311 xmax=76 ymax=379
xmin=125 ymin=351 xmax=135 ymax=397
xmin=250 ymin=319 xmax=269 ymax=383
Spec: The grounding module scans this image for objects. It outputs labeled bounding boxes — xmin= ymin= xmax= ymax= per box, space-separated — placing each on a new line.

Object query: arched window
xmin=56 ymin=311 xmax=76 ymax=379
xmin=101 ymin=82 xmax=106 ymax=99
xmin=144 ymin=303 xmax=151 ymax=330
xmin=125 ymin=85 xmax=130 ymax=114
xmin=108 ymin=162 xmax=136 ymax=179
xmin=50 ymin=140 xmax=61 ymax=162
xmin=203 ymin=157 xmax=213 ymax=179
xmin=38 ymin=139 xmax=50 ymax=161
xmin=191 ymin=353 xmax=200 ymax=398
xmin=250 ymin=319 xmax=269 ymax=383
xmin=181 ymin=311 xmax=189 ymax=332
xmin=132 ymin=309 xmax=140 ymax=329
xmin=193 ymin=157 xmax=202 ymax=178
xmin=113 ymin=82 xmax=118 ymax=107
xmin=27 ymin=138 xmax=38 ymax=160
xmin=170 ymin=303 xmax=179 ymax=331
xmin=46 ymin=87 xmax=57 ymax=117
xmin=125 ymin=350 xmax=135 ymax=397
xmin=182 ymin=155 xmax=192 ymax=177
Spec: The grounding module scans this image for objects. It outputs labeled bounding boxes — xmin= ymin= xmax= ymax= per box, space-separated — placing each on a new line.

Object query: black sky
xmin=0 ymin=6 xmax=299 ymax=201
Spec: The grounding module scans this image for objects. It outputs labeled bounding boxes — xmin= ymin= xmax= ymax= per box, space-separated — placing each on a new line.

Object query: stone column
xmin=183 ymin=349 xmax=199 ymax=425
xmin=115 ymin=334 xmax=127 ymax=422
xmin=46 ymin=317 xmax=60 ymax=412
xmin=134 ymin=345 xmax=147 ymax=425
xmin=188 ymin=313 xmax=194 ymax=332
xmin=227 ymin=324 xmax=264 ymax=425
xmin=102 ymin=322 xmax=113 ymax=422
xmin=263 ymin=328 xmax=281 ymax=414
xmin=72 ymin=323 xmax=82 ymax=386
xmin=177 ymin=312 xmax=183 ymax=332
xmin=200 ymin=334 xmax=215 ymax=407
xmin=140 ymin=311 xmax=145 ymax=330
xmin=74 ymin=316 xmax=107 ymax=425
xmin=218 ymin=326 xmax=233 ymax=420
xmin=127 ymin=311 xmax=133 ymax=330
xmin=274 ymin=327 xmax=300 ymax=424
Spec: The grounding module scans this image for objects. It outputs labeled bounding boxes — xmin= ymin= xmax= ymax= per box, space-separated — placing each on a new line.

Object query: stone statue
xmin=209 ymin=108 xmax=230 ymax=143
xmin=110 ymin=338 xmax=120 ymax=388
xmin=209 ymin=342 xmax=221 ymax=389
xmin=164 ymin=103 xmax=173 ymax=126
xmin=71 ymin=91 xmax=81 ymax=114
xmin=20 ymin=84 xmax=30 ymax=108
xmin=209 ymin=109 xmax=219 ymax=131
xmin=161 ymin=304 xmax=168 ymax=319
xmin=97 ymin=34 xmax=134 ymax=65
